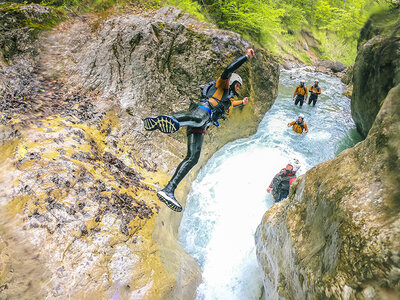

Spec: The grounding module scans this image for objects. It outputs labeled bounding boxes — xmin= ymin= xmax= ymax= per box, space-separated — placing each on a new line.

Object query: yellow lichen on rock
xmin=0 ymin=106 xmax=179 ymax=298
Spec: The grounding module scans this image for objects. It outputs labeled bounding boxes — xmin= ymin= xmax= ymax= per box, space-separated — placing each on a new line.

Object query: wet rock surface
xmin=0 ymin=4 xmax=279 ymax=299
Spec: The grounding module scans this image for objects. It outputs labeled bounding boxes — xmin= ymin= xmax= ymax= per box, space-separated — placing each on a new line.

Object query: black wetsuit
xmin=308 ymin=84 xmax=321 ymax=106
xmin=163 ymin=56 xmax=248 ymax=194
xmin=294 ymin=85 xmax=307 ymax=107
xmin=269 ymin=168 xmax=296 ymax=202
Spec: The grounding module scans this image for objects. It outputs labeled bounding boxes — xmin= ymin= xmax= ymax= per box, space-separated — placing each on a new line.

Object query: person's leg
xmin=294 ymin=97 xmax=300 ymax=106
xmin=312 ymin=96 xmax=318 ymax=106
xmin=299 ymin=98 xmax=304 ymax=107
xmin=172 ymin=106 xmax=209 ymax=128
xmin=143 ymin=105 xmax=209 ymax=134
xmin=308 ymin=95 xmax=313 ymax=105
xmin=157 ymin=131 xmax=205 ymax=211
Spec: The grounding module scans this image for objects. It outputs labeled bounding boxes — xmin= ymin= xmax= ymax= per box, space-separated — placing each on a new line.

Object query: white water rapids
xmin=178 ymin=67 xmax=362 ymax=299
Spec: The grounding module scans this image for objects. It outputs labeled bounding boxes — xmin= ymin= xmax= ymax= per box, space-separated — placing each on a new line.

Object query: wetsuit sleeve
xmin=221 ymin=55 xmax=248 ymax=80
xmin=309 ymin=85 xmax=312 ymax=92
xmin=272 ymin=171 xmax=284 ymax=188
xmin=289 ymin=121 xmax=296 ymax=126
xmin=232 ymin=99 xmax=244 ymax=107
xmin=293 ymin=87 xmax=298 ymax=98
xmin=304 ymin=122 xmax=309 ymax=132
xmin=269 ymin=172 xmax=279 ymax=188
xmin=305 ymin=88 xmax=308 ymax=98
xmin=215 ymin=77 xmax=230 ymax=89
xmin=317 ymin=87 xmax=321 ymax=94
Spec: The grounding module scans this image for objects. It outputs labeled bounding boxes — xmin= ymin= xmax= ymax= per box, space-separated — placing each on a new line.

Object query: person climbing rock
xmin=293 ymin=80 xmax=308 ymax=107
xmin=267 ymin=159 xmax=300 ymax=202
xmin=308 ymin=79 xmax=321 ymax=106
xmin=143 ymin=48 xmax=255 ymax=212
xmin=288 ymin=114 xmax=308 ymax=134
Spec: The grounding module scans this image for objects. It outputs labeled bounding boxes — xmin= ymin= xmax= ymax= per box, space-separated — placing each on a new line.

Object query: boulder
xmin=316 ymin=60 xmax=346 ymax=73
xmin=331 ymin=61 xmax=346 ymax=73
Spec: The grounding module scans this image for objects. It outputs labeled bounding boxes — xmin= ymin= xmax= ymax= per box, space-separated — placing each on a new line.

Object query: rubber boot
xmin=157 ymin=185 xmax=182 ymax=212
xmin=143 ymin=115 xmax=180 ymax=134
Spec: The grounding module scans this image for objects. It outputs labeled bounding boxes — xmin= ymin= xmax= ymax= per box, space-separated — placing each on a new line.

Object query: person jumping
xmin=143 ymin=48 xmax=255 ymax=212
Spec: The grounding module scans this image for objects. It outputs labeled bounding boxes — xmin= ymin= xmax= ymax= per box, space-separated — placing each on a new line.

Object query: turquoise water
xmin=178 ymin=67 xmax=362 ymax=299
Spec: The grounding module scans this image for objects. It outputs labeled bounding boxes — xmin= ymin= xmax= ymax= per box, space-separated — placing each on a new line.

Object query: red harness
xmin=191 ymin=128 xmax=207 ymax=134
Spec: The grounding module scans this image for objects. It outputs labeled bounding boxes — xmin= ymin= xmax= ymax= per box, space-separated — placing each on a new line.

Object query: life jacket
xmin=310 ymin=85 xmax=321 ymax=94
xmin=201 ymin=80 xmax=235 ymax=119
xmin=291 ymin=120 xmax=305 ymax=134
xmin=296 ymin=85 xmax=307 ymax=96
xmin=295 ymin=120 xmax=305 ymax=130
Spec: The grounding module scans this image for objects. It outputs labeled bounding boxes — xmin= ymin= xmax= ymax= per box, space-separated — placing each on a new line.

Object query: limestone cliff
xmin=351 ymin=7 xmax=400 ymax=138
xmin=255 ymin=7 xmax=400 ymax=299
xmin=0 ymin=4 xmax=279 ymax=299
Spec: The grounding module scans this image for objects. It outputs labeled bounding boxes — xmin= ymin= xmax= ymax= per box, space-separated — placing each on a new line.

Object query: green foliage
xmin=200 ymin=0 xmax=284 ymax=43
xmin=32 ymin=0 xmax=393 ymax=65
xmin=164 ymin=0 xmax=204 ymax=20
xmin=196 ymin=0 xmax=387 ymax=65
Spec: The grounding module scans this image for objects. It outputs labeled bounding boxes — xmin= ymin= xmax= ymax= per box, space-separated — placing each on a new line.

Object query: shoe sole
xmin=157 ymin=191 xmax=182 ymax=212
xmin=143 ymin=115 xmax=180 ymax=134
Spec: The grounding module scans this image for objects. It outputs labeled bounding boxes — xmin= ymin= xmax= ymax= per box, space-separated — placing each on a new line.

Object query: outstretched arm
xmin=267 ymin=171 xmax=282 ymax=192
xmin=304 ymin=123 xmax=309 ymax=133
xmin=221 ymin=49 xmax=255 ymax=80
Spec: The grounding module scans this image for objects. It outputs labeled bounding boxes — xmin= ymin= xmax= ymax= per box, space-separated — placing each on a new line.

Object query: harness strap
xmin=191 ymin=128 xmax=207 ymax=134
xmin=199 ymin=105 xmax=219 ymax=127
xmin=199 ymin=105 xmax=212 ymax=115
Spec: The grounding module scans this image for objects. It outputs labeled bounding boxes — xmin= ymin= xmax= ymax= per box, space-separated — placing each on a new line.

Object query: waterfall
xmin=178 ymin=67 xmax=362 ymax=299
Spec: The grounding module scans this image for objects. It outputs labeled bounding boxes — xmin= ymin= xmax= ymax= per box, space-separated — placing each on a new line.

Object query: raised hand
xmin=246 ymin=48 xmax=255 ymax=59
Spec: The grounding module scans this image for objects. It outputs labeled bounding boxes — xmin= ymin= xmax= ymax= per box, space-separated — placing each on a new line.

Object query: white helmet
xmin=300 ymin=79 xmax=305 ymax=84
xmin=314 ymin=79 xmax=319 ymax=83
xmin=288 ymin=158 xmax=301 ymax=172
xmin=229 ymin=73 xmax=243 ymax=86
xmin=299 ymin=113 xmax=305 ymax=120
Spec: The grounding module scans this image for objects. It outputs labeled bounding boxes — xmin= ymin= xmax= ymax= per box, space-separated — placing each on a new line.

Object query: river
xmin=178 ymin=67 xmax=362 ymax=299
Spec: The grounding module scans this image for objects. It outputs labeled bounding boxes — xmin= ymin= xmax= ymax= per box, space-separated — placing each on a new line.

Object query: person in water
xmin=288 ymin=114 xmax=308 ymax=134
xmin=267 ymin=158 xmax=300 ymax=202
xmin=293 ymin=80 xmax=308 ymax=107
xmin=143 ymin=48 xmax=256 ymax=212
xmin=308 ymin=79 xmax=321 ymax=106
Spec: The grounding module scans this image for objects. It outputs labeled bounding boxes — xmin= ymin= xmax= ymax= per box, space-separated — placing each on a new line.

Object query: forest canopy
xmin=9 ymin=0 xmax=399 ymax=64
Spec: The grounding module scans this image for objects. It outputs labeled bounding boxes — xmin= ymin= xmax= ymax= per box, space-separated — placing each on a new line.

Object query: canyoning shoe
xmin=157 ymin=190 xmax=183 ymax=212
xmin=143 ymin=115 xmax=180 ymax=134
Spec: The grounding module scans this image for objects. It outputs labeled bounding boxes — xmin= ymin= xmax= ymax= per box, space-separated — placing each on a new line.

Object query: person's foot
xmin=157 ymin=189 xmax=182 ymax=212
xmin=143 ymin=115 xmax=180 ymax=134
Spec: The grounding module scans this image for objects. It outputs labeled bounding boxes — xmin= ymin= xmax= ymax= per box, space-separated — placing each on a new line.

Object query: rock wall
xmin=255 ymin=7 xmax=400 ymax=299
xmin=351 ymin=7 xmax=400 ymax=138
xmin=0 ymin=5 xmax=279 ymax=299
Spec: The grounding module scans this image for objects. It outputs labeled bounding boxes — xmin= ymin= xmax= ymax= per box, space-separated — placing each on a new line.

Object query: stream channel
xmin=178 ymin=67 xmax=362 ymax=299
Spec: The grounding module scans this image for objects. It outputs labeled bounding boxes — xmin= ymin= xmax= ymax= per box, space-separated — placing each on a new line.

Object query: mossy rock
xmin=0 ymin=3 xmax=64 ymax=62
xmin=358 ymin=6 xmax=400 ymax=49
